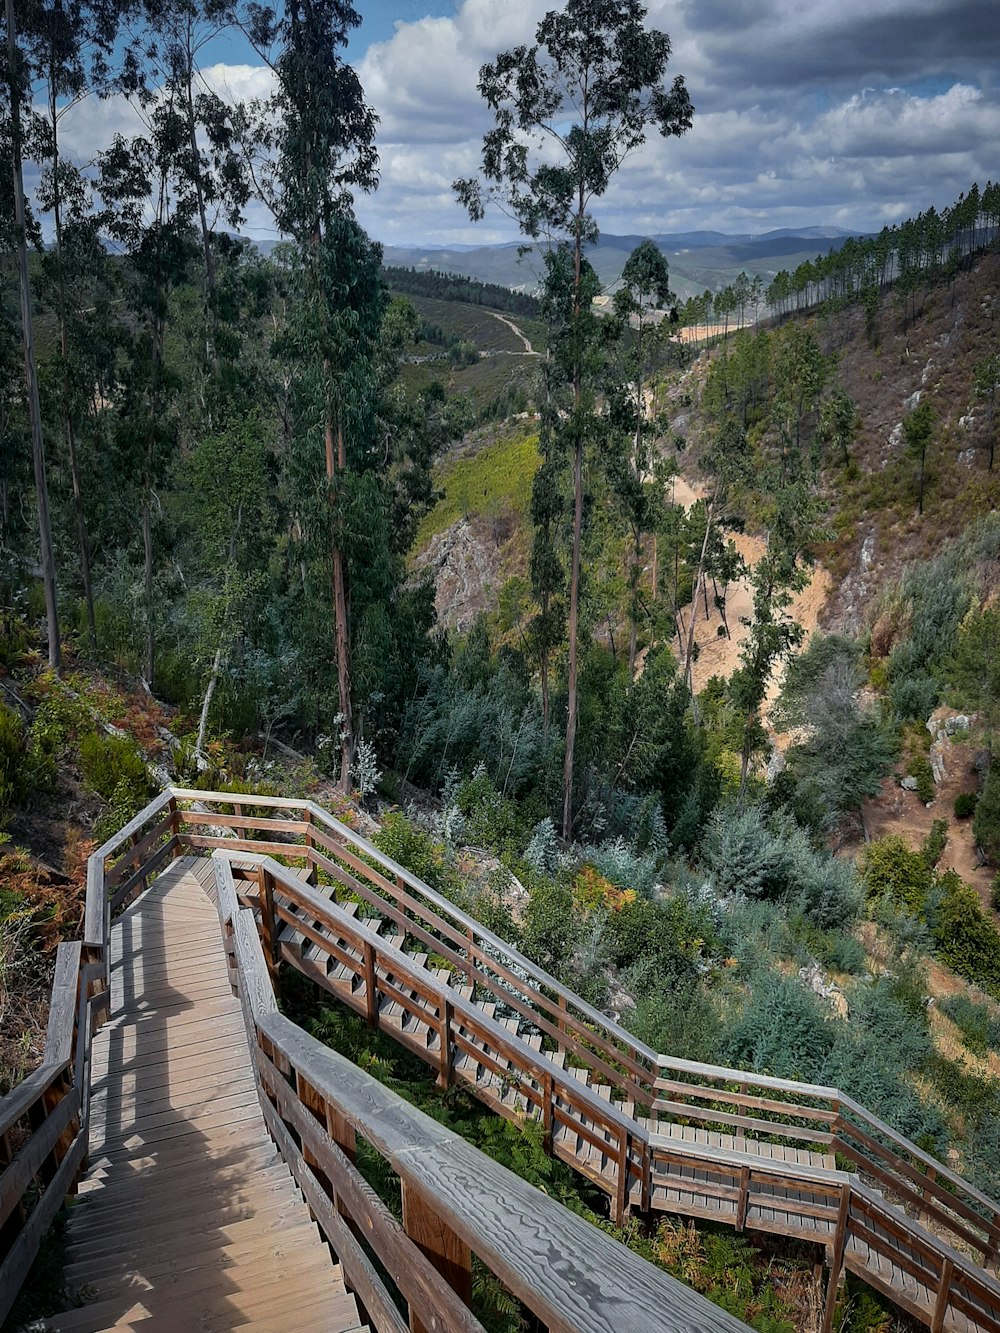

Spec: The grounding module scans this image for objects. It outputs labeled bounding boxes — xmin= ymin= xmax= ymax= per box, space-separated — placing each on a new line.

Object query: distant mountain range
xmin=380 ymin=227 xmax=865 ymax=302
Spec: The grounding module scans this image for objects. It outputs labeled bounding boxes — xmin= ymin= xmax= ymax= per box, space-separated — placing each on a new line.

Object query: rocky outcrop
xmin=411 ymin=517 xmax=504 ymax=633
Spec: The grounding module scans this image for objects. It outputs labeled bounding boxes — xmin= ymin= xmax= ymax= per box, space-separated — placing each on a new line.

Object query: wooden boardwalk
xmin=43 ymin=859 xmax=366 ymax=1332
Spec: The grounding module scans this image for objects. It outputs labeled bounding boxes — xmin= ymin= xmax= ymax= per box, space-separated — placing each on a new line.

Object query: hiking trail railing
xmin=3 ymin=786 xmax=1000 ymax=1333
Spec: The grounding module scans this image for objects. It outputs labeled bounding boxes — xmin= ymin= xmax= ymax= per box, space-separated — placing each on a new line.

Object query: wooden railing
xmin=0 ymin=791 xmax=178 ymax=1325
xmin=3 ymin=785 xmax=1000 ymax=1333
xmin=212 ymin=856 xmax=752 ymax=1333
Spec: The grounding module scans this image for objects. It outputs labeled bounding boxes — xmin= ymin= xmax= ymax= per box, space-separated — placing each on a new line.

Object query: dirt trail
xmin=488 ymin=311 xmax=540 ymax=356
xmin=667 ymin=475 xmax=832 ymax=714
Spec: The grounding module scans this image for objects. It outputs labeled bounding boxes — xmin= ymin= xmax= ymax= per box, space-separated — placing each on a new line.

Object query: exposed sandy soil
xmin=666 ymin=474 xmax=833 ymax=717
xmin=840 ymin=716 xmax=996 ymax=913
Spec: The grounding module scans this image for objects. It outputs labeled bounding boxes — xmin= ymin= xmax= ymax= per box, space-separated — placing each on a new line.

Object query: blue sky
xmin=55 ymin=1 xmax=1000 ymax=249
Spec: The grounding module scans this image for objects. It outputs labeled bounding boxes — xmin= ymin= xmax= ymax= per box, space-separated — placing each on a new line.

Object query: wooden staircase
xmin=4 ymin=787 xmax=1000 ymax=1333
xmin=34 ymin=859 xmax=368 ymax=1333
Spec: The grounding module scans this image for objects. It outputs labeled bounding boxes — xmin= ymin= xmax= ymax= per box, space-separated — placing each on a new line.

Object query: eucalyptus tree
xmin=609 ymin=240 xmax=674 ymax=679
xmin=98 ymin=75 xmax=202 ymax=684
xmin=250 ymin=0 xmax=380 ymax=788
xmin=4 ymin=0 xmax=60 ymax=668
xmin=455 ymin=0 xmax=692 ymax=839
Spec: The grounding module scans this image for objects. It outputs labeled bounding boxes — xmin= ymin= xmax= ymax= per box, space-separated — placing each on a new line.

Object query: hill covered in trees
xmin=3 ymin=0 xmax=1000 ymax=1329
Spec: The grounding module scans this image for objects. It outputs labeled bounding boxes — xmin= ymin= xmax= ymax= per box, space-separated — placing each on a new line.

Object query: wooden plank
xmin=179 ymin=811 xmax=309 ymax=834
xmin=257 ymin=1063 xmax=478 ymax=1333
xmin=402 ymin=1180 xmax=473 ymax=1333
xmin=109 ymin=837 xmax=178 ymax=913
xmin=0 ymin=1062 xmax=70 ymax=1139
xmin=42 ymin=942 xmax=83 ymax=1066
xmin=0 ymin=1088 xmax=80 ymax=1230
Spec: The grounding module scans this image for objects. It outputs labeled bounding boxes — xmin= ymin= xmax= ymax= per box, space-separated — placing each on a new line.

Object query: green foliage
xmin=78 ymin=732 xmax=154 ymax=841
xmin=954 ymin=791 xmax=978 ymax=819
xmin=609 ymin=892 xmax=719 ymax=982
xmin=921 ymin=818 xmax=949 ymax=868
xmin=372 ymin=811 xmax=447 ymax=894
xmin=0 ymin=703 xmax=27 ymax=814
xmin=456 ymin=767 xmax=525 ymax=856
xmin=861 ymin=834 xmax=933 ymax=917
xmin=520 ymin=876 xmax=580 ymax=975
xmin=906 ymin=751 xmax=936 ymax=804
xmin=973 ymin=764 xmax=1000 ymax=864
xmin=937 ymin=992 xmax=1000 ymax=1056
xmin=992 ymin=873 xmax=1000 ymax=912
xmin=414 ymin=432 xmax=541 ymax=548
xmin=933 ymin=870 xmax=1000 ymax=997
xmin=705 ymin=804 xmax=862 ymax=929
xmin=721 ymin=973 xmax=836 ymax=1082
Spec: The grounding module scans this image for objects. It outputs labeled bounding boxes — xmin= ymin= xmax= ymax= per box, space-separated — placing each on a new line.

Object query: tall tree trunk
xmin=328 ymin=411 xmax=354 ymax=792
xmin=142 ymin=485 xmax=154 ymax=685
xmin=8 ymin=0 xmax=60 ymax=671
xmin=683 ymin=499 xmax=714 ymax=694
xmin=628 ymin=529 xmax=641 ymax=680
xmin=49 ymin=73 xmax=96 ymax=650
xmin=182 ymin=28 xmax=217 ymax=375
xmin=561 ymin=165 xmax=587 ymax=842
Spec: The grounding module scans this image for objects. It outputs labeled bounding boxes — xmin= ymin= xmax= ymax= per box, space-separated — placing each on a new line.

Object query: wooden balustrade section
xmin=0 ymin=789 xmax=177 ymax=1327
xmin=3 ymin=785 xmax=1000 ymax=1333
xmin=213 ymin=855 xmax=753 ymax=1333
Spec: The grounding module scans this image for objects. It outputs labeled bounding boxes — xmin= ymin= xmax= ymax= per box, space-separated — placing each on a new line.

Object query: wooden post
xmin=401 ymin=1181 xmax=472 ymax=1333
xmin=257 ymin=865 xmax=279 ymax=985
xmin=613 ymin=1130 xmax=630 ymax=1223
xmin=557 ymin=993 xmax=568 ymax=1055
xmin=0 ymin=1128 xmax=27 ymax=1252
xmin=919 ymin=1165 xmax=937 ymax=1226
xmin=736 ymin=1081 xmax=747 ymax=1151
xmin=437 ymin=999 xmax=453 ymax=1089
xmin=542 ymin=1072 xmax=554 ymax=1153
xmin=931 ymin=1258 xmax=953 ymax=1333
xmin=822 ymin=1184 xmax=851 ymax=1333
xmin=363 ymin=941 xmax=378 ymax=1028
xmin=304 ymin=807 xmax=318 ymax=885
xmin=233 ymin=799 xmax=247 ymax=843
xmin=639 ymin=1139 xmax=651 ymax=1214
xmin=735 ymin=1166 xmax=750 ymax=1232
xmin=466 ymin=927 xmax=477 ymax=991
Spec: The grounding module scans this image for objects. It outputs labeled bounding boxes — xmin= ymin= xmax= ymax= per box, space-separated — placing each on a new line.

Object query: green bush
xmin=954 ymin=791 xmax=978 ymax=819
xmin=973 ymin=765 xmax=1000 ymax=863
xmin=861 ymin=834 xmax=933 ymax=917
xmin=933 ymin=870 xmax=1000 ymax=997
xmin=520 ymin=876 xmax=580 ymax=974
xmin=938 ymin=993 xmax=1000 ymax=1056
xmin=921 ymin=818 xmax=949 ymax=868
xmin=0 ymin=702 xmax=27 ymax=812
xmin=456 ymin=767 xmax=524 ymax=855
xmin=78 ymin=733 xmax=153 ymax=838
xmin=372 ymin=810 xmax=447 ymax=893
xmin=906 ymin=752 xmax=935 ymax=804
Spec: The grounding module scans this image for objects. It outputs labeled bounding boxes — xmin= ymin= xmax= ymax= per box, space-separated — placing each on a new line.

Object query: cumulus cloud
xmin=29 ymin=1 xmax=1000 ymax=246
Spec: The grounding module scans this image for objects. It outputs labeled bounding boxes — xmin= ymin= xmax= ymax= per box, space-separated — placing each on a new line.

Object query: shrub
xmin=0 ymin=703 xmax=27 ymax=813
xmin=921 ymin=818 xmax=949 ymax=868
xmin=973 ymin=765 xmax=1000 ymax=863
xmin=933 ymin=871 xmax=1000 ymax=997
xmin=954 ymin=791 xmax=978 ymax=819
xmin=861 ymin=834 xmax=933 ymax=917
xmin=372 ymin=811 xmax=446 ymax=893
xmin=937 ymin=993 xmax=1000 ymax=1056
xmin=906 ymin=752 xmax=936 ymax=804
xmin=78 ymin=732 xmax=152 ymax=806
xmin=720 ymin=973 xmax=836 ymax=1083
xmin=456 ymin=766 xmax=524 ymax=855
xmin=520 ymin=877 xmax=580 ymax=974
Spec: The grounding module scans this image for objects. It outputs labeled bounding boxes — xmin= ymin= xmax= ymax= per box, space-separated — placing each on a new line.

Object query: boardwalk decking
xmin=43 ymin=859 xmax=366 ymax=1333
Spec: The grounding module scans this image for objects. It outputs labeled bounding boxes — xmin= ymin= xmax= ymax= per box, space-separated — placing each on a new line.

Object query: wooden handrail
xmin=170 ymin=791 xmax=1000 ymax=1238
xmin=234 ymin=848 xmax=1000 ymax=1333
xmin=5 ymin=787 xmax=1000 ymax=1333
xmin=212 ymin=856 xmax=753 ymax=1333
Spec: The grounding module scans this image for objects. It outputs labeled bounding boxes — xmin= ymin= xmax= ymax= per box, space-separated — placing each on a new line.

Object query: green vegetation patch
xmin=415 ymin=432 xmax=542 ymax=549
